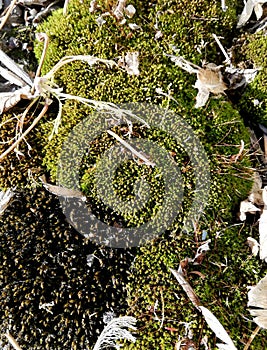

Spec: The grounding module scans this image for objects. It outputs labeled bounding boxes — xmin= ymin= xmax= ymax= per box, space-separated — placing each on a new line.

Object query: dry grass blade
xmin=165 ymin=54 xmax=200 ymax=74
xmin=45 ymin=55 xmax=116 ymax=79
xmin=0 ymin=0 xmax=17 ymax=31
xmin=199 ymin=306 xmax=237 ymax=350
xmin=0 ymin=66 xmax=29 ymax=88
xmin=5 ymin=333 xmax=22 ymax=350
xmin=243 ymin=325 xmax=261 ymax=350
xmin=0 ymin=188 xmax=14 ymax=215
xmin=0 ymin=99 xmax=47 ymax=162
xmin=0 ymin=49 xmax=33 ymax=87
xmin=170 ymin=268 xmax=201 ymax=310
xmin=107 ymin=130 xmax=155 ymax=166
xmin=39 ymin=175 xmax=86 ymax=200
xmin=248 ymin=273 xmax=267 ymax=328
xmin=259 ymin=187 xmax=267 ymax=261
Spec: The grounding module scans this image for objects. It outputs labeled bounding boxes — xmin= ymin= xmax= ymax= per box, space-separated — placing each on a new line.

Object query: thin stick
xmin=221 ymin=0 xmax=227 ymax=12
xmin=17 ymin=98 xmax=38 ymax=135
xmin=107 ymin=129 xmax=155 ymax=167
xmin=212 ymin=34 xmax=231 ymax=65
xmin=0 ymin=0 xmax=17 ymax=31
xmin=159 ymin=287 xmax=165 ymax=329
xmin=63 ymin=0 xmax=70 ymax=15
xmin=32 ymin=33 xmax=49 ymax=94
xmin=0 ymin=102 xmax=48 ymax=162
xmin=243 ymin=326 xmax=261 ymax=350
xmin=5 ymin=333 xmax=23 ymax=350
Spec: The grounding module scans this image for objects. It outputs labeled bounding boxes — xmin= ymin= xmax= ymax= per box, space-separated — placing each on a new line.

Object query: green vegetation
xmin=1 ymin=0 xmax=267 ymax=348
xmin=238 ymin=31 xmax=267 ymax=126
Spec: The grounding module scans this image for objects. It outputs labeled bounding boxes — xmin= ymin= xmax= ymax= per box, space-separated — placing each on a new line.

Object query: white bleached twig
xmin=107 ymin=129 xmax=155 ymax=167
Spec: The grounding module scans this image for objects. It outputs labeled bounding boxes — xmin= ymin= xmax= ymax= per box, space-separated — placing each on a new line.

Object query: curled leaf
xmin=0 ymin=86 xmax=32 ymax=114
xmin=239 ymin=199 xmax=261 ymax=221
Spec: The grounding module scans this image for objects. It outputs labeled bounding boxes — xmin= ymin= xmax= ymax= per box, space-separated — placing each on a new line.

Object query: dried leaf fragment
xmin=195 ymin=64 xmax=227 ymax=108
xmin=0 ymin=86 xmax=32 ymax=114
xmin=166 ymin=54 xmax=227 ymax=108
xmin=247 ymin=237 xmax=260 ymax=256
xmin=239 ymin=199 xmax=261 ymax=221
xmin=125 ymin=4 xmax=136 ymax=18
xmin=118 ymin=52 xmax=140 ymax=75
xmin=248 ymin=273 xmax=267 ymax=328
xmin=192 ymin=239 xmax=211 ymax=264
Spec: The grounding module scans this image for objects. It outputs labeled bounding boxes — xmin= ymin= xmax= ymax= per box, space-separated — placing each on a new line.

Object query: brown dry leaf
xmin=195 ymin=64 xmax=227 ymax=108
xmin=197 ymin=65 xmax=227 ymax=94
xmin=248 ymin=273 xmax=267 ymax=328
xmin=5 ymin=333 xmax=22 ymax=350
xmin=170 ymin=268 xmax=201 ymax=311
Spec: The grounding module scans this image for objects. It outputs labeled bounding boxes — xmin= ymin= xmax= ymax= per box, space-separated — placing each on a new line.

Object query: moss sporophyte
xmin=0 ymin=0 xmax=267 ymax=349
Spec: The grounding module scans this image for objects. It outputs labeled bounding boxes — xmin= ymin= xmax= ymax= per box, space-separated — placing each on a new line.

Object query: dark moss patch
xmin=0 ymin=188 xmax=134 ymax=349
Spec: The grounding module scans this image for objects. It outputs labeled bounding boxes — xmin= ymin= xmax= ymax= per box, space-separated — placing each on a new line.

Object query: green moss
xmin=125 ymin=226 xmax=267 ymax=349
xmin=29 ymin=0 xmax=262 ymax=346
xmin=0 ymin=0 xmax=261 ymax=348
xmin=237 ymin=32 xmax=267 ymax=126
xmin=0 ymin=109 xmax=46 ymax=190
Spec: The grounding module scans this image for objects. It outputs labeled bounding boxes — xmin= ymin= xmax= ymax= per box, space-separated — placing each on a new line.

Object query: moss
xmin=125 ymin=226 xmax=267 ymax=349
xmin=0 ymin=0 xmax=261 ymax=348
xmin=0 ymin=109 xmax=46 ymax=190
xmin=237 ymin=32 xmax=267 ymax=126
xmin=29 ymin=0 xmax=263 ymax=347
xmin=0 ymin=187 xmax=132 ymax=349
